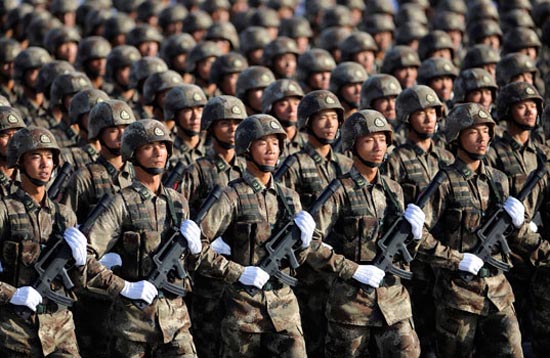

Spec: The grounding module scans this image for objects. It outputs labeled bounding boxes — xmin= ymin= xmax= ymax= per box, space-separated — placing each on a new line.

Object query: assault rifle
xmin=163 ymin=161 xmax=185 ymax=190
xmin=134 ymin=185 xmax=223 ymax=310
xmin=273 ymin=155 xmax=297 ymax=182
xmin=48 ymin=162 xmax=72 ymax=201
xmin=362 ymin=170 xmax=446 ymax=293
xmin=16 ymin=193 xmax=113 ymax=319
xmin=461 ymin=159 xmax=548 ymax=281
xmin=244 ymin=179 xmax=342 ymax=296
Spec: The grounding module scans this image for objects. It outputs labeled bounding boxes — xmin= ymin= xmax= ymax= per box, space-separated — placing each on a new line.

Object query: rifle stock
xmin=48 ymin=162 xmax=72 ymax=201
xmin=163 ymin=161 xmax=185 ymax=190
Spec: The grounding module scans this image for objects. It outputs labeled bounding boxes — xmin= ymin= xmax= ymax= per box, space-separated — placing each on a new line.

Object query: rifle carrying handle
xmin=163 ymin=161 xmax=185 ymax=189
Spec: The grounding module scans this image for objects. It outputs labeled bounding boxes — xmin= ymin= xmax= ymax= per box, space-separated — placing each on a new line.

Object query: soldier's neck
xmin=23 ymin=86 xmax=44 ymax=105
xmin=91 ymin=77 xmax=103 ymax=90
xmin=408 ymin=134 xmax=432 ymax=152
xmin=284 ymin=125 xmax=297 ymax=142
xmin=21 ymin=178 xmax=47 ymax=206
xmin=507 ymin=122 xmax=530 ymax=145
xmin=309 ymin=136 xmax=331 ymax=158
xmin=457 ymin=150 xmax=481 ymax=172
xmin=135 ymin=168 xmax=162 ymax=194
xmin=0 ymin=163 xmax=14 ymax=178
xmin=247 ymin=163 xmax=271 ymax=186
xmin=153 ymin=107 xmax=165 ymax=122
xmin=101 ymin=151 xmax=124 ymax=170
xmin=213 ymin=142 xmax=235 ymax=163
xmin=355 ymin=160 xmax=378 ymax=183
xmin=177 ymin=129 xmax=200 ymax=148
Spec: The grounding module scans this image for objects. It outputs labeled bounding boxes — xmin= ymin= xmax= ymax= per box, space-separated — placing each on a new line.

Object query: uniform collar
xmin=304 ymin=141 xmax=336 ymax=164
xmin=349 ymin=165 xmax=383 ymax=189
xmin=502 ymin=131 xmax=537 ymax=153
xmin=454 ymin=158 xmax=489 ymax=180
xmin=243 ymin=170 xmax=276 ymax=194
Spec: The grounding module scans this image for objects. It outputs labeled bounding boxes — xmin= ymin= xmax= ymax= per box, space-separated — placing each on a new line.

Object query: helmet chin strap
xmin=277 ymin=119 xmax=298 ymax=128
xmin=353 ymin=148 xmax=383 ymax=168
xmin=307 ymin=128 xmax=336 ymax=145
xmin=458 ymin=142 xmax=485 ymax=161
xmin=21 ymin=169 xmax=49 ymax=187
xmin=176 ymin=122 xmax=200 ymax=137
xmin=99 ymin=138 xmax=122 ymax=156
xmin=247 ymin=153 xmax=276 ymax=173
xmin=409 ymin=124 xmax=434 ymax=140
xmin=213 ymin=134 xmax=235 ymax=149
xmin=134 ymin=161 xmax=165 ymax=175
xmin=510 ymin=118 xmax=536 ymax=131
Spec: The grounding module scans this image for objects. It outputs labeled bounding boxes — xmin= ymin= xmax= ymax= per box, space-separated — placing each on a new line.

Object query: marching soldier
xmin=0 ymin=107 xmax=26 ymax=196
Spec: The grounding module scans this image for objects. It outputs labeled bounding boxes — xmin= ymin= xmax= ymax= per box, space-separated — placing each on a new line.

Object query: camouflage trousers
xmin=435 ymin=304 xmax=523 ymax=358
xmin=72 ymin=292 xmax=113 ymax=358
xmin=294 ymin=280 xmax=329 ymax=358
xmin=0 ymin=305 xmax=80 ymax=357
xmin=325 ymin=319 xmax=420 ymax=358
xmin=529 ymin=266 xmax=550 ymax=358
xmin=112 ymin=331 xmax=197 ymax=358
xmin=404 ymin=276 xmax=436 ymax=357
xmin=221 ymin=321 xmax=306 ymax=358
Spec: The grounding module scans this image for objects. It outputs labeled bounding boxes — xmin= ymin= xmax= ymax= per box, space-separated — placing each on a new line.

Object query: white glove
xmin=503 ymin=196 xmax=525 ymax=228
xmin=321 ymin=242 xmax=333 ymax=250
xmin=458 ymin=253 xmax=484 ymax=275
xmin=211 ymin=237 xmax=231 ymax=256
xmin=529 ymin=221 xmax=538 ymax=233
xmin=352 ymin=265 xmax=385 ymax=288
xmin=180 ymin=220 xmax=202 ymax=255
xmin=120 ymin=280 xmax=158 ymax=304
xmin=63 ymin=227 xmax=88 ymax=266
xmin=238 ymin=266 xmax=270 ymax=289
xmin=294 ymin=211 xmax=315 ymax=249
xmin=99 ymin=252 xmax=122 ymax=269
xmin=403 ymin=203 xmax=425 ymax=241
xmin=9 ymin=286 xmax=42 ymax=311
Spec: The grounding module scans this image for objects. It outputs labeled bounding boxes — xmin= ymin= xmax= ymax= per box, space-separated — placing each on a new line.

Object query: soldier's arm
xmin=0 ymin=201 xmax=17 ymax=303
xmin=380 ymin=150 xmax=402 ymax=182
xmin=60 ymin=168 xmax=92 ymax=222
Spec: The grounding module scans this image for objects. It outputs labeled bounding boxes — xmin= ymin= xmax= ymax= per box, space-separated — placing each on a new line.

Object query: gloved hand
xmin=9 ymin=286 xmax=42 ymax=311
xmin=529 ymin=221 xmax=538 ymax=233
xmin=64 ymin=227 xmax=88 ymax=266
xmin=99 ymin=252 xmax=122 ymax=270
xmin=211 ymin=237 xmax=231 ymax=256
xmin=352 ymin=265 xmax=385 ymax=288
xmin=294 ymin=211 xmax=315 ymax=249
xmin=180 ymin=220 xmax=202 ymax=254
xmin=458 ymin=253 xmax=484 ymax=275
xmin=503 ymin=196 xmax=525 ymax=228
xmin=403 ymin=203 xmax=425 ymax=241
xmin=238 ymin=266 xmax=270 ymax=289
xmin=120 ymin=280 xmax=158 ymax=304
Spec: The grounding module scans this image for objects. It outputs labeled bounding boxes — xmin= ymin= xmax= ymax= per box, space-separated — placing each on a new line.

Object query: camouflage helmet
xmin=298 ymin=90 xmax=344 ymax=129
xmin=7 ymin=127 xmax=60 ymax=169
xmin=158 ymin=4 xmax=188 ymax=30
xmin=129 ymin=56 xmax=168 ymax=89
xmin=437 ymin=0 xmax=466 ymax=15
xmin=201 ymin=95 xmax=247 ymax=131
xmin=136 ymin=0 xmax=164 ymax=23
xmin=239 ymin=27 xmax=271 ymax=55
xmin=26 ymin=11 xmax=62 ymax=48
xmin=160 ymin=34 xmax=196 ymax=64
xmin=304 ymin=0 xmax=332 ymax=21
xmin=209 ymin=52 xmax=249 ymax=86
xmin=396 ymin=85 xmax=442 ymax=123
xmin=13 ymin=47 xmax=52 ymax=82
xmin=296 ymin=49 xmax=336 ymax=84
xmin=501 ymin=28 xmax=541 ymax=55
xmin=0 ymin=95 xmax=10 ymax=107
xmin=103 ymin=13 xmax=136 ymax=43
xmin=164 ymin=84 xmax=208 ymax=121
xmin=321 ymin=5 xmax=354 ymax=29
xmin=84 ymin=8 xmax=111 ymax=37
xmin=498 ymin=0 xmax=531 ymax=13
xmin=106 ymin=45 xmax=142 ymax=82
xmin=201 ymin=0 xmax=230 ymax=13
xmin=462 ymin=44 xmax=500 ymax=70
xmin=279 ymin=17 xmax=314 ymax=39
xmin=533 ymin=1 xmax=550 ymax=28
xmin=44 ymin=26 xmax=81 ymax=55
xmin=467 ymin=20 xmax=502 ymax=44
xmin=381 ymin=45 xmax=421 ymax=74
xmin=329 ymin=62 xmax=368 ymax=94
xmin=127 ymin=25 xmax=163 ymax=47
xmin=395 ymin=22 xmax=428 ymax=45
xmin=35 ymin=60 xmax=75 ymax=96
xmin=0 ymin=38 xmax=21 ymax=64
xmin=496 ymin=82 xmax=543 ymax=122
xmin=418 ymin=31 xmax=454 ymax=61
xmin=417 ymin=57 xmax=458 ymax=85
xmin=261 ymin=79 xmax=304 ymax=113
xmin=339 ymin=32 xmax=378 ymax=62
xmin=113 ymin=0 xmax=142 ymax=13
xmin=432 ymin=11 xmax=466 ymax=33
xmin=500 ymin=9 xmax=535 ymax=33
xmin=496 ymin=53 xmax=537 ymax=87
xmin=395 ymin=3 xmax=428 ymax=26
xmin=317 ymin=27 xmax=353 ymax=53
xmin=341 ymin=109 xmax=393 ymax=152
xmin=205 ymin=22 xmax=240 ymax=51
xmin=121 ymin=119 xmax=173 ymax=162
xmin=50 ymin=72 xmax=93 ymax=109
xmin=453 ymin=68 xmax=497 ymax=103
xmin=182 ymin=10 xmax=213 ymax=33
xmin=267 ymin=0 xmax=299 ymax=11
xmin=445 ymin=103 xmax=495 ymax=143
xmin=235 ymin=114 xmax=287 ymax=156
xmin=249 ymin=8 xmax=281 ymax=28
xmin=362 ymin=14 xmax=396 ymax=35
xmin=0 ymin=106 xmax=26 ymax=132
xmin=360 ymin=74 xmax=402 ymax=109
xmin=366 ymin=0 xmax=396 ymax=16
xmin=186 ymin=41 xmax=221 ymax=73
xmin=143 ymin=70 xmax=184 ymax=105
xmin=262 ymin=37 xmax=299 ymax=67
xmin=89 ymin=99 xmax=136 ymax=140
xmin=76 ymin=36 xmax=111 ymax=67
xmin=466 ymin=2 xmax=499 ymax=23
xmin=50 ymin=0 xmax=78 ymax=14
xmin=236 ymin=66 xmax=276 ymax=101
xmin=69 ymin=88 xmax=110 ymax=125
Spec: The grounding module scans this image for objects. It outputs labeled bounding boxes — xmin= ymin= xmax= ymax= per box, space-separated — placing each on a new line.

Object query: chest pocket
xmin=89 ymin=165 xmax=116 ymax=202
xmin=230 ymin=193 xmax=267 ymax=266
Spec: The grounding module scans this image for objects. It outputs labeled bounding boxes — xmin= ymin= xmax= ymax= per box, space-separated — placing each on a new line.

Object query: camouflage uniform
xmin=0 ymin=107 xmax=26 ymax=197
xmin=85 ymin=120 xmax=198 ymax=357
xmin=422 ymin=104 xmax=523 ymax=358
xmin=0 ymin=128 xmax=81 ymax=357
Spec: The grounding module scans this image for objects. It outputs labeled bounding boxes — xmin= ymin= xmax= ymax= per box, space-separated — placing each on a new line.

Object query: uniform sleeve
xmin=0 ymin=202 xmax=17 ymax=304
xmin=278 ymin=154 xmax=300 ymax=190
xmin=60 ymin=168 xmax=93 ymax=223
xmin=381 ymin=151 xmax=402 ymax=182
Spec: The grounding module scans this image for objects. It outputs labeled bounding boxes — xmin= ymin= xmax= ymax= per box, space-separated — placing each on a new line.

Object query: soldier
xmin=423 ymin=103 xmax=524 ymax=357
xmin=417 ymin=31 xmax=455 ymax=62
xmin=278 ymin=17 xmax=313 ymax=54
xmin=76 ymin=36 xmax=112 ymax=92
xmin=383 ymin=84 xmax=454 ymax=357
xmin=236 ymin=66 xmax=276 ymax=116
xmin=186 ymin=41 xmax=222 ymax=98
xmin=0 ymin=107 xmax=25 ymax=196
xmin=0 ymin=38 xmax=22 ymax=105
xmin=198 ymin=114 xmax=314 ymax=357
xmin=296 ymin=49 xmax=336 ymax=93
xmin=261 ymin=79 xmax=306 ymax=159
xmin=164 ymin=84 xmax=208 ymax=168
xmin=278 ymin=90 xmax=352 ymax=357
xmin=44 ymin=26 xmax=81 ymax=65
xmin=210 ymin=52 xmax=249 ymax=97
xmin=417 ymin=57 xmax=458 ymax=108
xmin=204 ymin=22 xmax=240 ymax=55
xmin=127 ymin=24 xmax=163 ymax=58
xmin=467 ymin=19 xmax=502 ymax=51
xmin=182 ymin=10 xmax=213 ymax=43
xmin=179 ymin=95 xmax=247 ymax=358
xmin=462 ymin=44 xmax=501 ymax=81
xmin=142 ymin=70 xmax=184 ymax=124
xmin=158 ymin=4 xmax=187 ymax=36
xmin=329 ymin=62 xmax=368 ymax=119
xmin=249 ymin=8 xmax=280 ymax=40
xmin=453 ymin=68 xmax=497 ymax=112
xmin=105 ymin=45 xmax=142 ymax=103
xmin=128 ymin=56 xmax=168 ymax=120
xmin=0 ymin=127 xmax=87 ymax=357
xmin=83 ymin=119 xmax=202 ymax=357
xmin=381 ymin=45 xmax=421 ymax=89
xmin=159 ymin=34 xmax=196 ymax=83
xmin=239 ymin=27 xmax=272 ymax=67
xmin=35 ymin=60 xmax=75 ymax=106
xmin=363 ymin=14 xmax=395 ymax=64
xmin=339 ymin=31 xmax=378 ymax=75
xmin=496 ymin=53 xmax=539 ymax=94
xmin=262 ymin=37 xmax=299 ymax=80
xmin=103 ymin=13 xmax=136 ymax=47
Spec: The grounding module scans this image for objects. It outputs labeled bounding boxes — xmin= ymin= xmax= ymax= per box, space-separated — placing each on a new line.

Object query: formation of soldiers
xmin=1 ymin=0 xmax=550 ymax=357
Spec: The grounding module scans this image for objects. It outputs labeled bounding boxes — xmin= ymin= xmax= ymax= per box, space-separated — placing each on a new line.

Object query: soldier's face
xmin=295 ymin=37 xmax=310 ymax=54
xmin=373 ymin=31 xmax=393 ymax=52
xmin=393 ymin=66 xmax=417 ymax=89
xmin=212 ymin=119 xmax=240 ymax=145
xmin=341 ymin=83 xmax=362 ymax=108
xmin=447 ymin=30 xmax=463 ymax=50
xmin=355 ymin=133 xmax=387 ymax=164
xmin=56 ymin=42 xmax=78 ymax=64
xmin=24 ymin=68 xmax=40 ymax=89
xmin=247 ymin=49 xmax=264 ymax=66
xmin=465 ymin=88 xmax=493 ymax=109
xmin=480 ymin=35 xmax=500 ymax=50
xmin=0 ymin=129 xmax=17 ymax=156
xmin=519 ymin=47 xmax=537 ymax=61
xmin=21 ymin=149 xmax=54 ymax=182
xmin=459 ymin=124 xmax=490 ymax=156
xmin=176 ymin=106 xmax=203 ymax=132
xmin=86 ymin=58 xmax=107 ymax=78
xmin=273 ymin=53 xmax=297 ymax=79
xmin=250 ymin=134 xmax=280 ymax=168
xmin=310 ymin=109 xmax=339 ymax=142
xmin=429 ymin=76 xmax=454 ymax=101
xmin=196 ymin=56 xmax=216 ymax=81
xmin=511 ymin=100 xmax=538 ymax=128
xmin=247 ymin=89 xmax=264 ymax=112
xmin=429 ymin=49 xmax=452 ymax=61
xmin=272 ymin=97 xmax=300 ymax=122
xmin=409 ymin=108 xmax=438 ymax=135
xmin=101 ymin=125 xmax=126 ymax=150
xmin=308 ymin=71 xmax=331 ymax=91
xmin=221 ymin=73 xmax=239 ymax=96
xmin=511 ymin=72 xmax=534 ymax=85
xmin=138 ymin=41 xmax=159 ymax=57
xmin=135 ymin=141 xmax=168 ymax=169
xmin=372 ymin=96 xmax=397 ymax=121
xmin=212 ymin=39 xmax=231 ymax=55
xmin=353 ymin=50 xmax=375 ymax=74
xmin=116 ymin=66 xmax=131 ymax=87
